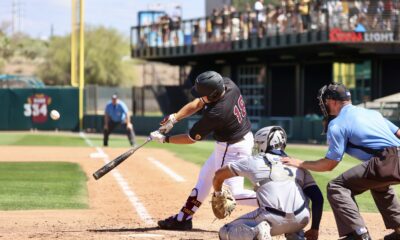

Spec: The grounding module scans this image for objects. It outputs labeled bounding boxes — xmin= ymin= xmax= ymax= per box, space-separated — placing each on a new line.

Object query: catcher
xmin=213 ymin=126 xmax=324 ymax=240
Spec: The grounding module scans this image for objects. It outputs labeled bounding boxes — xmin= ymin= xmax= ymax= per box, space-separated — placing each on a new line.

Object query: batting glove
xmin=159 ymin=113 xmax=177 ymax=134
xmin=150 ymin=130 xmax=166 ymax=143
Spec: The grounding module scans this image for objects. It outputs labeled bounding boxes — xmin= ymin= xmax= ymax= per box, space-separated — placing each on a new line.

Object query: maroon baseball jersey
xmin=189 ymin=77 xmax=251 ymax=142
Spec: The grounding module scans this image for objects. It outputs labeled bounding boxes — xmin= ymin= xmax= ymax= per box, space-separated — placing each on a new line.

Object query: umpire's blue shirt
xmin=326 ymin=104 xmax=400 ymax=161
xmin=105 ymin=100 xmax=128 ymax=123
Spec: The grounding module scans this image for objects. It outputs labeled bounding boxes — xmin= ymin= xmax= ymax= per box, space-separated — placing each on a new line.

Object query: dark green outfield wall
xmin=0 ymin=88 xmax=79 ymax=130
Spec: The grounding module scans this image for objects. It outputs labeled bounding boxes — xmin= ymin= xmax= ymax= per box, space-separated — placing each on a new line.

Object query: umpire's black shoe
xmin=340 ymin=232 xmax=372 ymax=240
xmin=157 ymin=215 xmax=192 ymax=230
xmin=384 ymin=231 xmax=400 ymax=240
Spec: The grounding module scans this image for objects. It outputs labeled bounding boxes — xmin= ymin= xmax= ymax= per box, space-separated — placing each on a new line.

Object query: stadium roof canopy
xmin=0 ymin=74 xmax=45 ymax=88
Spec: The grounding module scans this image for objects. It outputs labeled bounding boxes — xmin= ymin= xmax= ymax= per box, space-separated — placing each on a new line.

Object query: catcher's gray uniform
xmin=219 ymin=153 xmax=316 ymax=240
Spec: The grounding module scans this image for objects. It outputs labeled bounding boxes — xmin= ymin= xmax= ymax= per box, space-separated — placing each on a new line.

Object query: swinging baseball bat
xmin=93 ymin=138 xmax=152 ymax=180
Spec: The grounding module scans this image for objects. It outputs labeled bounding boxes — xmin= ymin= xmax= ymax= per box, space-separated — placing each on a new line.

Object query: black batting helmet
xmin=191 ymin=71 xmax=225 ymax=102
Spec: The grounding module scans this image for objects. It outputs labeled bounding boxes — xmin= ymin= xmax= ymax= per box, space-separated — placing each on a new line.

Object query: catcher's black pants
xmin=103 ymin=120 xmax=135 ymax=147
xmin=327 ymin=147 xmax=400 ymax=237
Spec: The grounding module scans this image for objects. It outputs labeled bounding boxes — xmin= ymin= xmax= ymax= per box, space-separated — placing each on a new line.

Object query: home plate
xmin=126 ymin=233 xmax=163 ymax=238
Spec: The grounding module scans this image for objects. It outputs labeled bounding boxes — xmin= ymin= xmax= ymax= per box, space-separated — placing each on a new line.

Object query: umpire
xmin=103 ymin=94 xmax=136 ymax=147
xmin=283 ymin=83 xmax=400 ymax=240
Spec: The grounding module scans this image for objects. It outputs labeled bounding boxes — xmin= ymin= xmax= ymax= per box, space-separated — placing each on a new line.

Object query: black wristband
xmin=165 ymin=136 xmax=170 ymax=143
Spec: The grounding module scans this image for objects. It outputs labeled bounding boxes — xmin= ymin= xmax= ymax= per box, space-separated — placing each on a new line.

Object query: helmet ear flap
xmin=207 ymin=83 xmax=225 ymax=102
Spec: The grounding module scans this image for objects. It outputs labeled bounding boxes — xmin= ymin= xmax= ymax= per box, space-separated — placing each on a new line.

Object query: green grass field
xmin=0 ymin=162 xmax=88 ymax=210
xmin=0 ymin=132 xmax=398 ymax=212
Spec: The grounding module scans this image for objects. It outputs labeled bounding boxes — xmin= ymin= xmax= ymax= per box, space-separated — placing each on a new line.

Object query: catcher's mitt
xmin=211 ymin=186 xmax=236 ymax=219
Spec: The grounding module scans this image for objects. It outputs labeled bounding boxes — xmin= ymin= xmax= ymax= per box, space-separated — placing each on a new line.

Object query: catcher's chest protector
xmin=254 ymin=155 xmax=295 ymax=191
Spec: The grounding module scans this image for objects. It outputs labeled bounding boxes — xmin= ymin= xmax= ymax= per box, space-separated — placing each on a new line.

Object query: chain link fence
xmin=85 ymin=84 xmax=162 ymax=116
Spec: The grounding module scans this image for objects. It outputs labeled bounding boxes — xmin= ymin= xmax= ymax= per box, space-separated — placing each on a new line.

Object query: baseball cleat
xmin=384 ymin=231 xmax=400 ymax=240
xmin=339 ymin=232 xmax=371 ymax=240
xmin=157 ymin=215 xmax=192 ymax=230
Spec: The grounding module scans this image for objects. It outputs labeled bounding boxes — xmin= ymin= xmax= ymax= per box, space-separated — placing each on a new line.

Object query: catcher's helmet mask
xmin=191 ymin=71 xmax=225 ymax=102
xmin=254 ymin=126 xmax=287 ymax=155
xmin=317 ymin=83 xmax=351 ymax=134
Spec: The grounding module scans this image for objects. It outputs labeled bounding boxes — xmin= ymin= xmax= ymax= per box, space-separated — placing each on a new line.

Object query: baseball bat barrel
xmin=93 ymin=138 xmax=152 ymax=180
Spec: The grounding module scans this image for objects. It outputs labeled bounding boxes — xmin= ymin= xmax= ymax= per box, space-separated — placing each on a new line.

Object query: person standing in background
xmin=103 ymin=94 xmax=136 ymax=147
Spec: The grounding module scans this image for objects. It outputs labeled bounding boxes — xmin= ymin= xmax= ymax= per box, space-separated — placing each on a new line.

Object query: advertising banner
xmin=329 ymin=28 xmax=395 ymax=42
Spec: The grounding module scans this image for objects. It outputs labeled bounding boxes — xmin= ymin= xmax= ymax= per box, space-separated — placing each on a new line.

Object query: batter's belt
xmin=264 ymin=201 xmax=307 ymax=217
xmin=226 ymin=137 xmax=245 ymax=145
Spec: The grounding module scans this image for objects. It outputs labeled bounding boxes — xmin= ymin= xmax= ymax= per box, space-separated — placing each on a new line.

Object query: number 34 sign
xmin=24 ymin=94 xmax=52 ymax=123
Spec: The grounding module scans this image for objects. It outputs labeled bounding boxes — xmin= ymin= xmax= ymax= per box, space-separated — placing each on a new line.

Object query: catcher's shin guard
xmin=177 ymin=188 xmax=202 ymax=221
xmin=219 ymin=224 xmax=253 ymax=240
xmin=285 ymin=231 xmax=305 ymax=240
xmin=219 ymin=221 xmax=272 ymax=240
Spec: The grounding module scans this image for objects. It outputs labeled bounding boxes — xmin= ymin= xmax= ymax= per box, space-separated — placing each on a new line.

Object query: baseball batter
xmin=283 ymin=83 xmax=400 ymax=240
xmin=213 ymin=126 xmax=323 ymax=240
xmin=150 ymin=71 xmax=257 ymax=230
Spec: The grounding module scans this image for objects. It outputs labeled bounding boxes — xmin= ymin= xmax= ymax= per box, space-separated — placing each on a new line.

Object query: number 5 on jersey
xmin=233 ymin=95 xmax=247 ymax=124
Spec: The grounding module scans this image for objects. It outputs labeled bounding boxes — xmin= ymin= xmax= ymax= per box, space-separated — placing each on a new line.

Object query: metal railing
xmin=131 ymin=0 xmax=400 ymax=50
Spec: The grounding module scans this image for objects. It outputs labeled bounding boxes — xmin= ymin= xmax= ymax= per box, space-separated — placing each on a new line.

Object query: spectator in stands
xmin=299 ymin=0 xmax=312 ymax=32
xmin=213 ymin=9 xmax=223 ymax=41
xmin=377 ymin=1 xmax=385 ymax=30
xmin=248 ymin=3 xmax=258 ymax=36
xmin=170 ymin=5 xmax=182 ymax=46
xmin=394 ymin=1 xmax=400 ymax=40
xmin=192 ymin=19 xmax=200 ymax=44
xmin=206 ymin=16 xmax=213 ymax=41
xmin=266 ymin=4 xmax=276 ymax=33
xmin=160 ymin=14 xmax=170 ymax=46
xmin=222 ymin=5 xmax=231 ymax=41
xmin=354 ymin=13 xmax=367 ymax=32
xmin=367 ymin=0 xmax=379 ymax=29
xmin=328 ymin=0 xmax=344 ymax=28
xmin=313 ymin=0 xmax=327 ymax=29
xmin=231 ymin=6 xmax=241 ymax=40
xmin=348 ymin=1 xmax=360 ymax=30
xmin=103 ymin=94 xmax=136 ymax=147
xmin=285 ymin=0 xmax=298 ymax=32
xmin=254 ymin=0 xmax=266 ymax=37
xmin=276 ymin=5 xmax=288 ymax=33
xmin=240 ymin=3 xmax=252 ymax=39
xmin=383 ymin=0 xmax=393 ymax=30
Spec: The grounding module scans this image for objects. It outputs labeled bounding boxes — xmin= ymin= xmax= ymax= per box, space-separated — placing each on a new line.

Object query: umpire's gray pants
xmin=327 ymin=161 xmax=400 ymax=237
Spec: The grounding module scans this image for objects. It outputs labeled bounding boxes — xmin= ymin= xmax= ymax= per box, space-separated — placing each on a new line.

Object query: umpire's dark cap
xmin=112 ymin=94 xmax=118 ymax=99
xmin=319 ymin=83 xmax=351 ymax=101
xmin=191 ymin=71 xmax=224 ymax=98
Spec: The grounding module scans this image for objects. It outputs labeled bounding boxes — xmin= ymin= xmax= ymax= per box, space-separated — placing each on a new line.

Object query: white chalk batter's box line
xmin=80 ymin=132 xmax=155 ymax=225
xmin=147 ymin=157 xmax=185 ymax=182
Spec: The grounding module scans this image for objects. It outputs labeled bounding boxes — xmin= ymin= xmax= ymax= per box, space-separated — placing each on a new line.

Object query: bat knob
xmin=93 ymin=172 xmax=100 ymax=180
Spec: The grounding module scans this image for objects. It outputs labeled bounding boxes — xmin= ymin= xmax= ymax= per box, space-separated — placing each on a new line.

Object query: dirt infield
xmin=0 ymin=145 xmax=393 ymax=240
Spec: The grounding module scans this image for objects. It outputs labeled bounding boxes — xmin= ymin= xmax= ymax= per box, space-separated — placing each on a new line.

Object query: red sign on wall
xmin=329 ymin=28 xmax=363 ymax=42
xmin=329 ymin=28 xmax=395 ymax=42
